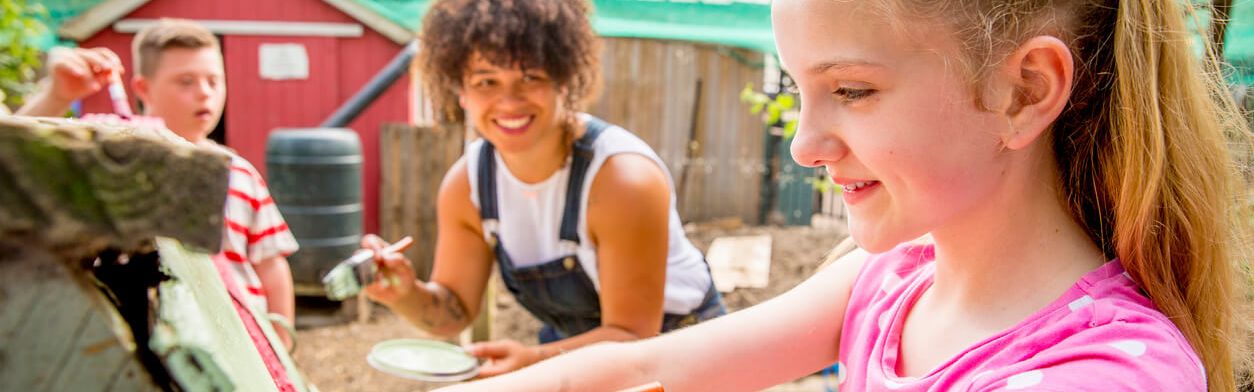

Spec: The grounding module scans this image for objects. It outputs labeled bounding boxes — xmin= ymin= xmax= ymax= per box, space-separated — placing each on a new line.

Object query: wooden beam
xmin=0 ymin=116 xmax=230 ymax=256
xmin=114 ymin=19 xmax=365 ymax=38
xmin=321 ymin=0 xmax=415 ymax=45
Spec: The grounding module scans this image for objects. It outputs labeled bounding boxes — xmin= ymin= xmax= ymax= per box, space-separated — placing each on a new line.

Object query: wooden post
xmin=379 ymin=122 xmax=465 ymax=281
xmin=472 ymin=279 xmax=495 ymax=342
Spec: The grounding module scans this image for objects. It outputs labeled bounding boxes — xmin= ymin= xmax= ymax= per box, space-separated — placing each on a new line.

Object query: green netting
xmin=1225 ymin=0 xmax=1254 ymax=84
xmin=356 ymin=0 xmax=775 ymax=53
xmin=28 ymin=0 xmax=1254 ymax=83
xmin=31 ymin=0 xmax=99 ymax=48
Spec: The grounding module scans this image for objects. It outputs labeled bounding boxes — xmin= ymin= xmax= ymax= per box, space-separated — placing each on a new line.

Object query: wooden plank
xmin=705 ymin=235 xmax=773 ymax=292
xmin=0 ymin=247 xmax=157 ymax=391
xmin=380 ymin=123 xmax=405 ymax=245
xmin=154 ymin=238 xmax=280 ymax=392
xmin=47 ymin=310 xmax=154 ymax=392
xmin=0 ymin=116 xmax=231 ymax=254
xmin=471 ymin=279 xmax=495 ymax=342
xmin=588 ymin=39 xmax=766 ymax=223
xmin=1 ymin=256 xmax=97 ymax=389
xmin=378 ymin=123 xmax=463 ymax=281
xmin=106 ymin=357 xmax=161 ymax=392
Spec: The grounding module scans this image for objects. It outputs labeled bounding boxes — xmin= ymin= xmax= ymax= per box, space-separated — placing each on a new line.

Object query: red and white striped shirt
xmin=205 ymin=142 xmax=299 ymax=313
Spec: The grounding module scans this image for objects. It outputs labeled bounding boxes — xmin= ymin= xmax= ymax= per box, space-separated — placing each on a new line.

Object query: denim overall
xmin=477 ymin=117 xmax=726 ymax=343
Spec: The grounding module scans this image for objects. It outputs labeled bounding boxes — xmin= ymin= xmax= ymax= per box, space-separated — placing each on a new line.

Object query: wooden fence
xmin=378 ymin=122 xmax=464 ymax=280
xmin=589 ymin=38 xmax=767 ymax=223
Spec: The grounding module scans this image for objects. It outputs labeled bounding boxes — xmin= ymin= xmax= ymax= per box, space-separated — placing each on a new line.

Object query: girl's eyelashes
xmin=832 ymin=87 xmax=876 ymax=103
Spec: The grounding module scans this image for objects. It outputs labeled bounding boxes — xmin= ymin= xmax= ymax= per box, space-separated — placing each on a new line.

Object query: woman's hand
xmin=465 ymin=339 xmax=543 ymax=378
xmin=359 ymin=234 xmax=420 ymax=306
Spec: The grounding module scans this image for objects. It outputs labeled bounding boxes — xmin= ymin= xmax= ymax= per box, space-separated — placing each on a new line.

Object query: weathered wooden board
xmin=0 ymin=115 xmax=230 ymax=256
xmin=0 ymin=246 xmax=159 ymax=391
xmin=706 ymin=235 xmax=773 ymax=292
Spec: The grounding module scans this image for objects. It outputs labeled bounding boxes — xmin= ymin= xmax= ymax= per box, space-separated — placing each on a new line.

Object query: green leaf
xmin=740 ymin=83 xmax=757 ymax=103
xmin=783 ymin=119 xmax=798 ymax=139
xmin=766 ymin=104 xmax=781 ymax=124
xmin=0 ymin=0 xmax=45 ymax=108
xmin=776 ymin=94 xmax=795 ymax=109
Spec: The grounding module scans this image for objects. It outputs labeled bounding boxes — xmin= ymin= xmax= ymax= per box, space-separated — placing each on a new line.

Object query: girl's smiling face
xmin=774 ymin=0 xmax=1017 ymax=252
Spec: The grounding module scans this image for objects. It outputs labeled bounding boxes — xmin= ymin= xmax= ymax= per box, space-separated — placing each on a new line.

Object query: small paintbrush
xmin=322 ymin=236 xmax=414 ymax=300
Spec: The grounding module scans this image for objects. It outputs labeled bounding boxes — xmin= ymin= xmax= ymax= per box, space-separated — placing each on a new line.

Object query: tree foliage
xmin=0 ymin=0 xmax=47 ymax=109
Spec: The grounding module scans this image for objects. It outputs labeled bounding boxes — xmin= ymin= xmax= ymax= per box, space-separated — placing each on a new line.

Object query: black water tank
xmin=266 ymin=128 xmax=362 ymax=294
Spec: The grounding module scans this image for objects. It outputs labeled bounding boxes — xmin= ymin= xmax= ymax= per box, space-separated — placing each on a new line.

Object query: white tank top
xmin=466 ymin=117 xmax=711 ymax=314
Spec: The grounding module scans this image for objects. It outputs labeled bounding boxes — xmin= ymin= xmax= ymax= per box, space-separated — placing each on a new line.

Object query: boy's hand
xmin=47 ymin=47 xmax=123 ymax=103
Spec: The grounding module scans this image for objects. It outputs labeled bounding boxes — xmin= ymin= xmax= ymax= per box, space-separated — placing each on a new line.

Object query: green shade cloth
xmin=1225 ymin=0 xmax=1254 ymax=84
xmin=355 ymin=0 xmax=776 ymax=53
xmin=29 ymin=0 xmax=1254 ymax=83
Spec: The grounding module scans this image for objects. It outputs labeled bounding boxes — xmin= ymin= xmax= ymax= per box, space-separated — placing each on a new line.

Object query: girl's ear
xmin=997 ymin=35 xmax=1074 ymax=150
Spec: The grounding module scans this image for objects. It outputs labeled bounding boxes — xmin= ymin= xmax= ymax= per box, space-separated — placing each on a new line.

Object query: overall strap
xmin=558 ymin=117 xmax=611 ymax=244
xmin=477 ymin=141 xmax=500 ymax=245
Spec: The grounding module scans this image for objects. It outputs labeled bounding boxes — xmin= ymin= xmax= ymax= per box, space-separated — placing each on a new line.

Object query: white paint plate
xmin=367 ymin=339 xmax=479 ymax=382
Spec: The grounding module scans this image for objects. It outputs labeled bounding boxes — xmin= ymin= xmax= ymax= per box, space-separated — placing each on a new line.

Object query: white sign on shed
xmin=259 ymin=43 xmax=309 ymax=81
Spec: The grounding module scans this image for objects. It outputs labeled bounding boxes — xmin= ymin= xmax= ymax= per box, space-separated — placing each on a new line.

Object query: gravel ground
xmin=292 ymin=221 xmax=848 ymax=392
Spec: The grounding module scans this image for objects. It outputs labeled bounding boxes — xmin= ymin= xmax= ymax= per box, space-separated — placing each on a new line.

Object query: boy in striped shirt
xmin=131 ymin=19 xmax=298 ymax=349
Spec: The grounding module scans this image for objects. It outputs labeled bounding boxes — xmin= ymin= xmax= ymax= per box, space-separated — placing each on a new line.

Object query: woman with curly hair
xmin=357 ymin=0 xmax=725 ymax=377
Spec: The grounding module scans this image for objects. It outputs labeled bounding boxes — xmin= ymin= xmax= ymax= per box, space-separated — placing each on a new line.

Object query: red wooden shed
xmin=59 ymin=0 xmax=416 ymax=235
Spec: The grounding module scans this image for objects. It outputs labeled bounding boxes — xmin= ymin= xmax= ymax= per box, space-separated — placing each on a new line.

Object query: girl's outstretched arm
xmin=439 ymin=248 xmax=871 ymax=391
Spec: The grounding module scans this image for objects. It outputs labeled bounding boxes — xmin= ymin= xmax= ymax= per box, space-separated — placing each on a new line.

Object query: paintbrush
xmin=106 ymin=71 xmax=134 ymax=118
xmin=322 ymin=236 xmax=414 ymax=300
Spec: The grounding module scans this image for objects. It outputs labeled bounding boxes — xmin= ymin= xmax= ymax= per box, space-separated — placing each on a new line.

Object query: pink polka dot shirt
xmin=835 ymin=244 xmax=1204 ymax=391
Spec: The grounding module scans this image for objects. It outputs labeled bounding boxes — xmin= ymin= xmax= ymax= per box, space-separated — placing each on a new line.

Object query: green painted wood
xmin=154 ymin=238 xmax=281 ymax=392
xmin=48 ymin=310 xmax=156 ymax=392
xmin=1 ymin=257 xmax=96 ymax=388
xmin=0 ymin=249 xmax=52 ymax=347
xmin=0 ymin=247 xmax=158 ymax=391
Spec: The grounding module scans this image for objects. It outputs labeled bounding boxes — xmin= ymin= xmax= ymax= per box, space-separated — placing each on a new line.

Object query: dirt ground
xmin=292 ymin=219 xmax=848 ymax=392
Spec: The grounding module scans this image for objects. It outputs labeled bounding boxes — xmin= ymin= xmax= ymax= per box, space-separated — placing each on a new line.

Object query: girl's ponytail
xmin=1096 ymin=1 xmax=1252 ymax=389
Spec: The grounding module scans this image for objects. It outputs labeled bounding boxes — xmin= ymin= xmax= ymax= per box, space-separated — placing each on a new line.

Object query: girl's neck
xmin=925 ymin=147 xmax=1106 ymax=323
xmin=498 ymin=120 xmax=582 ymax=184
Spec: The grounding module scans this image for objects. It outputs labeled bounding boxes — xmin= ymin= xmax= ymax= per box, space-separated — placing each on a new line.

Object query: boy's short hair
xmin=131 ymin=18 xmax=219 ymax=77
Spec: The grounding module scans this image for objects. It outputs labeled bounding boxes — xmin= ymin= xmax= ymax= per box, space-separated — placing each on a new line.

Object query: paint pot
xmin=367 ymin=339 xmax=479 ymax=382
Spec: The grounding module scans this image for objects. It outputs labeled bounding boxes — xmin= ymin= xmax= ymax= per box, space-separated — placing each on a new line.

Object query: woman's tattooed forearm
xmin=417 ymin=283 xmax=469 ymax=330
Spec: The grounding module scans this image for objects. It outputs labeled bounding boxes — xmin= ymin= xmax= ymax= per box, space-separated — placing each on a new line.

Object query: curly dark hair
xmin=418 ymin=0 xmax=601 ymax=123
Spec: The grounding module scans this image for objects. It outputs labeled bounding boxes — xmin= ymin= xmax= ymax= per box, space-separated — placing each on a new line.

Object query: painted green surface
xmin=0 ymin=248 xmax=160 ymax=391
xmin=775 ymin=135 xmax=813 ymax=227
xmin=155 ymin=238 xmax=282 ymax=392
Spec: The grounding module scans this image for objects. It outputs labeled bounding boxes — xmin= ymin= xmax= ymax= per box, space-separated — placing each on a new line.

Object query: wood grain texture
xmin=0 ymin=116 xmax=230 ymax=257
xmin=378 ymin=122 xmax=464 ymax=280
xmin=0 ymin=245 xmax=159 ymax=392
